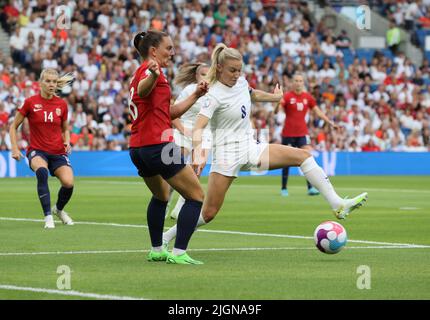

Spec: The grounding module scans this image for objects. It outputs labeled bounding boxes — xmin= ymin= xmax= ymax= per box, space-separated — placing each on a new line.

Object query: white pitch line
xmin=0 ymin=284 xmax=147 ymax=300
xmin=1 ymin=216 xmax=429 ymax=248
xmin=80 ymin=180 xmax=430 ymax=194
xmin=1 ymin=244 xmax=430 ymax=258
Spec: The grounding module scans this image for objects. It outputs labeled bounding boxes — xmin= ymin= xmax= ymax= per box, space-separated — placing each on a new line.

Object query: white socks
xmin=300 ymin=157 xmax=343 ymax=210
xmin=163 ymin=212 xmax=207 ymax=244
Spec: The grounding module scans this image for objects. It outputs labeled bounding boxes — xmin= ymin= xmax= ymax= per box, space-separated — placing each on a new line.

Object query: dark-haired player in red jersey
xmin=275 ymin=73 xmax=338 ymax=197
xmin=9 ymin=68 xmax=75 ymax=229
xmin=129 ymin=30 xmax=208 ymax=264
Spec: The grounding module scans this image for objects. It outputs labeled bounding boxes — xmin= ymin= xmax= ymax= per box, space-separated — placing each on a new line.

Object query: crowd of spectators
xmin=0 ymin=0 xmax=429 ymax=153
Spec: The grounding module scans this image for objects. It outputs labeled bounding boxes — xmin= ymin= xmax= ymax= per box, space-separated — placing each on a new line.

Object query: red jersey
xmin=281 ymin=91 xmax=316 ymax=137
xmin=18 ymin=94 xmax=68 ymax=155
xmin=129 ymin=61 xmax=173 ymax=147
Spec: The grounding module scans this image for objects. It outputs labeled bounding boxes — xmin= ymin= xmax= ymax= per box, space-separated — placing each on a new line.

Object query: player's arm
xmin=62 ymin=119 xmax=72 ymax=154
xmin=172 ymin=118 xmax=187 ymax=136
xmin=311 ymin=106 xmax=339 ymax=129
xmin=170 ymin=81 xmax=208 ymax=120
xmin=274 ymin=96 xmax=284 ymax=114
xmin=251 ymin=84 xmax=283 ymax=103
xmin=9 ymin=112 xmax=26 ymax=161
xmin=137 ymin=59 xmax=160 ymax=97
xmin=192 ymin=114 xmax=210 ymax=176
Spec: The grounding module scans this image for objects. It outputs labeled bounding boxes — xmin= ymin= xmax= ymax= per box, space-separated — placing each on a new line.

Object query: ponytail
xmin=174 ymin=63 xmax=208 ymax=87
xmin=206 ymin=43 xmax=242 ymax=85
xmin=133 ymin=30 xmax=168 ymax=59
xmin=39 ymin=68 xmax=75 ymax=96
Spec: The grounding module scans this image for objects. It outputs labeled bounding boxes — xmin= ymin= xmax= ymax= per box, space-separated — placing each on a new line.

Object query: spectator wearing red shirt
xmin=361 ymin=139 xmax=381 ymax=152
xmin=129 ymin=30 xmax=208 ymax=264
xmin=9 ymin=68 xmax=75 ymax=229
xmin=275 ymin=73 xmax=339 ymax=197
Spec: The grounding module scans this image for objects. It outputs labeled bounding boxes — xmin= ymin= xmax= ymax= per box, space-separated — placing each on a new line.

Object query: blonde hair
xmin=206 ymin=43 xmax=242 ymax=85
xmin=174 ymin=63 xmax=209 ymax=87
xmin=39 ymin=68 xmax=75 ymax=95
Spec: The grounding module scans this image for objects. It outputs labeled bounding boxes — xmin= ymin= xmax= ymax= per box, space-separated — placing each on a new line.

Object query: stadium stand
xmin=0 ymin=0 xmax=429 ymax=153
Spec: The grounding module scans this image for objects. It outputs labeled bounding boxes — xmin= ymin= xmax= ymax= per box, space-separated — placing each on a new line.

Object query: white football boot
xmin=52 ymin=205 xmax=74 ymax=225
xmin=44 ymin=215 xmax=55 ymax=229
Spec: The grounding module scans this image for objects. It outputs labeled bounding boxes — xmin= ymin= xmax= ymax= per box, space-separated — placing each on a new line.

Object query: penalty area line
xmin=1 ymin=245 xmax=430 ymax=257
xmin=0 ymin=284 xmax=148 ymax=300
xmin=0 ymin=216 xmax=428 ymax=248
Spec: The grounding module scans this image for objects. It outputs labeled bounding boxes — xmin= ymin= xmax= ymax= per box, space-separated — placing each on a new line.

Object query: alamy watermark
xmin=356 ymin=5 xmax=371 ymax=30
xmin=55 ymin=5 xmax=72 ymax=30
xmin=356 ymin=265 xmax=371 ymax=290
xmin=57 ymin=265 xmax=72 ymax=290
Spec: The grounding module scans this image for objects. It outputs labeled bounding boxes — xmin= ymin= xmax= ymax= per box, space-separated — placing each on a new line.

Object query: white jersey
xmin=199 ymin=77 xmax=268 ymax=177
xmin=199 ymin=76 xmax=253 ymax=147
xmin=175 ymin=83 xmax=202 ymax=129
xmin=174 ymin=83 xmax=211 ymax=150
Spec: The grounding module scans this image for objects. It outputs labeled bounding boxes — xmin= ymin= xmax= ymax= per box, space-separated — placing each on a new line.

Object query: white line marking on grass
xmin=399 ymin=207 xmax=421 ymax=210
xmin=0 ymin=284 xmax=147 ymax=300
xmin=1 ymin=217 xmax=429 ymax=248
xmin=1 ymin=244 xmax=429 ymax=257
xmin=81 ymin=180 xmax=430 ymax=194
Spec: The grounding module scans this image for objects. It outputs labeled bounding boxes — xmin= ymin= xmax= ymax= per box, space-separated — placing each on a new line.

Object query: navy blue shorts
xmin=27 ymin=149 xmax=72 ymax=176
xmin=282 ymin=136 xmax=310 ymax=148
xmin=129 ymin=142 xmax=186 ymax=180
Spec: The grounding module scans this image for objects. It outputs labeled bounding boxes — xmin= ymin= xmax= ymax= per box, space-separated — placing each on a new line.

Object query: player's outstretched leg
xmin=263 ymin=144 xmax=368 ymax=219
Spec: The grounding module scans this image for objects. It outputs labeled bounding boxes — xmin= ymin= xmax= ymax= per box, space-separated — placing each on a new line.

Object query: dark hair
xmin=133 ymin=30 xmax=169 ymax=59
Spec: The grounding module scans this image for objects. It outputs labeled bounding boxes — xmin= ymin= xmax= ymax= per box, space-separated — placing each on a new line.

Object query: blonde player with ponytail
xmin=9 ymin=68 xmax=76 ymax=229
xmin=162 ymin=44 xmax=368 ymax=254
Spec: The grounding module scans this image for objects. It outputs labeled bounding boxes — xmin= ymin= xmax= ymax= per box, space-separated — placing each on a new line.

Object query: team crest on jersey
xmin=303 ymin=99 xmax=308 ymax=105
xmin=31 ymin=151 xmax=36 ymax=157
xmin=56 ymin=108 xmax=61 ymax=116
xmin=290 ymin=98 xmax=296 ymax=104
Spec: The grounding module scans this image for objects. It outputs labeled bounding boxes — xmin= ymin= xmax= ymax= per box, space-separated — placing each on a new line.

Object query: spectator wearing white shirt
xmin=280 ymin=35 xmax=298 ymax=57
xmin=73 ymin=46 xmax=89 ymax=69
xmin=318 ymin=60 xmax=336 ymax=79
xmin=82 ymin=57 xmax=99 ymax=81
xmin=287 ymin=25 xmax=301 ymax=43
xmin=320 ymin=36 xmax=337 ymax=57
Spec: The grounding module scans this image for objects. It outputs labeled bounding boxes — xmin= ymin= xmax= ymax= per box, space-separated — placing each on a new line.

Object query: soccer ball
xmin=314 ymin=221 xmax=347 ymax=254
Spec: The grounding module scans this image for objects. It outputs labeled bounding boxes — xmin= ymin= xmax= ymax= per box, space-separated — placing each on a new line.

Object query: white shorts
xmin=210 ymin=140 xmax=268 ymax=177
xmin=173 ymin=129 xmax=212 ymax=151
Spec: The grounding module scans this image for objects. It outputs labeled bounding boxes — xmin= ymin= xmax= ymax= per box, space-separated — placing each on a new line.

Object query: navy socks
xmin=56 ymin=186 xmax=74 ymax=211
xmin=35 ymin=168 xmax=51 ymax=216
xmin=147 ymin=197 xmax=168 ymax=247
xmin=174 ymin=199 xmax=203 ymax=250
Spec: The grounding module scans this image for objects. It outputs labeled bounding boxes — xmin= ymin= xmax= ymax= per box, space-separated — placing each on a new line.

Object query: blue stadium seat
xmin=355 ymin=48 xmax=376 ymax=64
xmin=416 ymin=29 xmax=428 ymax=48
xmin=425 ymin=51 xmax=430 ymax=63
xmin=313 ymin=54 xmax=324 ymax=68
xmin=380 ymin=48 xmax=394 ymax=61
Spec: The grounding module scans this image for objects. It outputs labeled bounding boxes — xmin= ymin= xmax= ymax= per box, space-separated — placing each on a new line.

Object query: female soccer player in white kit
xmin=163 ymin=44 xmax=368 ymax=251
xmin=168 ymin=63 xmax=212 ymax=219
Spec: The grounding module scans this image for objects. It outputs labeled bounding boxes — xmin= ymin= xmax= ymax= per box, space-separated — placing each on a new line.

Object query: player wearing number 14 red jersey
xmin=9 ymin=69 xmax=75 ymax=229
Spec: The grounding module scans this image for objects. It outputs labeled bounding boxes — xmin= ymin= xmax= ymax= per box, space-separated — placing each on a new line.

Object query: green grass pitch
xmin=0 ymin=176 xmax=429 ymax=299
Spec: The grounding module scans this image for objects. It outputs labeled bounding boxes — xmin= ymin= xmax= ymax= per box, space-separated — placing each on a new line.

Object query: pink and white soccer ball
xmin=314 ymin=221 xmax=347 ymax=254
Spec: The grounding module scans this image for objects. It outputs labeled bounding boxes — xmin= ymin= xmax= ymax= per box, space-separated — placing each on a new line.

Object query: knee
xmin=62 ymin=181 xmax=74 ymax=189
xmin=202 ymin=205 xmax=219 ymax=223
xmin=299 ymin=149 xmax=312 ymax=163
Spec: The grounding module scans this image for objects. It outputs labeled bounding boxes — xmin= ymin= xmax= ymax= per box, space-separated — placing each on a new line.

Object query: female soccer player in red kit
xmin=9 ymin=69 xmax=75 ymax=229
xmin=275 ymin=73 xmax=338 ymax=196
xmin=129 ymin=30 xmax=208 ymax=264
